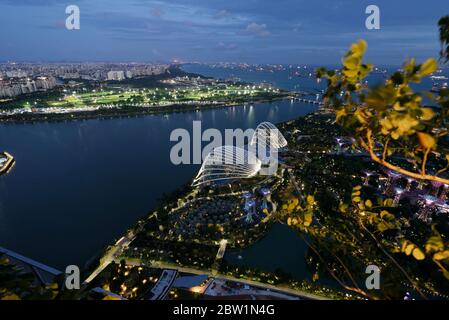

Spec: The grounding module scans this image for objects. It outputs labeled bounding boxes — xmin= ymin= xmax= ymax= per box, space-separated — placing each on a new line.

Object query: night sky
xmin=0 ymin=0 xmax=447 ymax=65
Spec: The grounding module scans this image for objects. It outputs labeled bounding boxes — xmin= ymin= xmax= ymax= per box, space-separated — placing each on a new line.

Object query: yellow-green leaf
xmin=349 ymin=40 xmax=368 ymax=58
xmin=343 ymin=68 xmax=359 ymax=78
xmin=339 ymin=203 xmax=348 ymax=213
xmin=433 ymin=250 xmax=449 ymax=261
xmin=1 ymin=294 xmax=20 ymax=300
xmin=401 ymin=241 xmax=410 ymax=253
xmin=425 ymin=235 xmax=444 ymax=253
xmin=420 ymin=108 xmax=435 ymax=121
xmin=335 ymin=108 xmax=347 ymax=122
xmin=343 ymin=56 xmax=360 ymax=70
xmin=380 ymin=210 xmax=390 ymax=219
xmin=306 ymin=195 xmax=315 ymax=206
xmin=412 ymin=248 xmax=425 ymax=260
xmin=304 ymin=212 xmax=313 ymax=227
xmin=103 ymin=295 xmax=122 ymax=300
xmin=377 ymin=221 xmax=394 ymax=232
xmin=419 ymin=58 xmax=438 ymax=77
xmin=405 ymin=244 xmax=415 ymax=256
xmin=417 ymin=132 xmax=436 ymax=149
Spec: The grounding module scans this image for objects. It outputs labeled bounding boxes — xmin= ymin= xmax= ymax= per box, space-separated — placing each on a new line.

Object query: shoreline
xmin=1 ymin=96 xmax=334 ymax=298
xmin=109 ymin=109 xmax=323 ymax=252
xmin=92 ymin=109 xmax=340 ymax=299
xmin=0 ymin=95 xmax=300 ymax=124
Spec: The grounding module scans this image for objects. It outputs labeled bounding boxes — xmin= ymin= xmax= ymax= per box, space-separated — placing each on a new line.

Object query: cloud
xmin=1 ymin=0 xmax=82 ymax=6
xmin=292 ymin=22 xmax=302 ymax=32
xmin=151 ymin=7 xmax=165 ymax=18
xmin=244 ymin=22 xmax=271 ymax=37
xmin=216 ymin=42 xmax=238 ymax=51
xmin=0 ymin=0 xmax=445 ymax=64
xmin=214 ymin=9 xmax=231 ymax=19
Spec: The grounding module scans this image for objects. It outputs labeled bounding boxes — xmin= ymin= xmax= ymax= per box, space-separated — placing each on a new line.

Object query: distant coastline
xmin=0 ymin=65 xmax=302 ymax=123
xmin=0 ymin=95 xmax=298 ymax=124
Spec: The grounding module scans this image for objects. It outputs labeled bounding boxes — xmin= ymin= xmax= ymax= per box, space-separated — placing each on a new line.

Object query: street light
xmin=362 ymin=170 xmax=373 ymax=186
xmin=405 ymin=178 xmax=415 ymax=192
xmin=394 ymin=188 xmax=404 ymax=205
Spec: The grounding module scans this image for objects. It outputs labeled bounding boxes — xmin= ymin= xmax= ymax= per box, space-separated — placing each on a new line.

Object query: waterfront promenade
xmin=122 ymin=258 xmax=328 ymax=300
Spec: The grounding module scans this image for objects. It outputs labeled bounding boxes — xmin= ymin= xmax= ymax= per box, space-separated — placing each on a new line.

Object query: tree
xmin=439 ymin=15 xmax=449 ymax=63
xmin=279 ymin=16 xmax=449 ymax=299
xmin=317 ymin=19 xmax=449 ymax=184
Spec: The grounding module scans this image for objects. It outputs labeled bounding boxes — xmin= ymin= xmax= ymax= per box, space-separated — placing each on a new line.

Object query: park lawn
xmin=3 ymin=85 xmax=284 ymax=109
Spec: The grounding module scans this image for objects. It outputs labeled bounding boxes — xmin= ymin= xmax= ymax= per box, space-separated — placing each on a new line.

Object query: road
xmin=84 ymin=235 xmax=134 ymax=283
xmin=83 ymin=189 xmax=245 ymax=284
xmin=125 ymin=259 xmax=328 ymax=300
xmin=84 ymin=173 xmax=326 ymax=299
xmin=288 ymin=169 xmax=303 ymax=197
xmin=204 ymin=278 xmax=300 ymax=300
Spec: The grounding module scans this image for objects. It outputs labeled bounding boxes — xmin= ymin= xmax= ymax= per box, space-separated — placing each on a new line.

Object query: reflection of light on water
xmin=247 ymin=105 xmax=255 ymax=126
xmin=267 ymin=107 xmax=275 ymax=120
xmin=211 ymin=109 xmax=216 ymax=127
xmin=228 ymin=106 xmax=236 ymax=120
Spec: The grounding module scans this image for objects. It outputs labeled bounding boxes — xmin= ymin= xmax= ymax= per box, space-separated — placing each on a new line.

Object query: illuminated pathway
xmin=134 ymin=259 xmax=327 ymax=300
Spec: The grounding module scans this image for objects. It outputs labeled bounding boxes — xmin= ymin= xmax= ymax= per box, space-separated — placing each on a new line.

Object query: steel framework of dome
xmin=192 ymin=122 xmax=287 ymax=186
xmin=192 ymin=146 xmax=262 ymax=186
xmin=250 ymin=122 xmax=288 ymax=150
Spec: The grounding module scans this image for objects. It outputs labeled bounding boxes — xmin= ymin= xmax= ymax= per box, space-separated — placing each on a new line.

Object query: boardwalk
xmin=84 ymin=236 xmax=133 ymax=283
xmin=137 ymin=259 xmax=327 ymax=300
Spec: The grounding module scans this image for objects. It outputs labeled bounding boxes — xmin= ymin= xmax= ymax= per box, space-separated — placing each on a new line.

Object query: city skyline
xmin=0 ymin=0 xmax=446 ymax=65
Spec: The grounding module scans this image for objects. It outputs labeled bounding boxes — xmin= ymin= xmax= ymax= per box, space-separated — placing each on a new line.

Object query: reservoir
xmin=0 ymin=99 xmax=318 ymax=269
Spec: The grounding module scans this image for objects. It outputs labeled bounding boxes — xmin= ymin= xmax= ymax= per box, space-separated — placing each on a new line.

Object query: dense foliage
xmin=317 ymin=38 xmax=449 ymax=184
xmin=280 ymin=15 xmax=449 ymax=299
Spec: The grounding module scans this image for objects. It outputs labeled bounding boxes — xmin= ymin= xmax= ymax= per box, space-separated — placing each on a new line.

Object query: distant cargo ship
xmin=430 ymin=73 xmax=448 ymax=93
xmin=431 ymin=81 xmax=448 ymax=93
xmin=430 ymin=75 xmax=448 ymax=80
